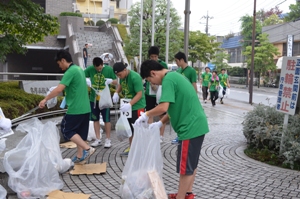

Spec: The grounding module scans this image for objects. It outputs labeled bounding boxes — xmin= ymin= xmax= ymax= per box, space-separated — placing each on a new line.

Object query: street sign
xmin=287 ymin=35 xmax=294 ymax=57
xmin=276 ymin=56 xmax=300 ymax=115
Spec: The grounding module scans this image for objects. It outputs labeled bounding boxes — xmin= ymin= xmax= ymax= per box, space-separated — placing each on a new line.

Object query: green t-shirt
xmin=60 ymin=64 xmax=91 ymax=114
xmin=84 ymin=65 xmax=116 ymax=102
xmin=218 ymin=73 xmax=229 ymax=87
xmin=145 ymin=60 xmax=168 ymax=97
xmin=176 ymin=66 xmax=197 ymax=83
xmin=160 ymin=72 xmax=209 ymax=140
xmin=120 ymin=70 xmax=146 ymax=111
xmin=209 ymin=77 xmax=219 ymax=91
xmin=201 ymin=72 xmax=212 ymax=87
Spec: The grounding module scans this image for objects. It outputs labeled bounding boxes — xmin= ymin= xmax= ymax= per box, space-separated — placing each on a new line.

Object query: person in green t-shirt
xmin=200 ymin=67 xmax=212 ymax=103
xmin=175 ymin=52 xmax=197 ymax=92
xmin=39 ymin=50 xmax=95 ymax=163
xmin=135 ymin=60 xmax=209 ymax=199
xmin=218 ymin=68 xmax=230 ymax=104
xmin=145 ymin=46 xmax=168 ymax=142
xmin=208 ymin=71 xmax=220 ymax=107
xmin=85 ymin=57 xmax=118 ymax=148
xmin=112 ymin=62 xmax=146 ymax=156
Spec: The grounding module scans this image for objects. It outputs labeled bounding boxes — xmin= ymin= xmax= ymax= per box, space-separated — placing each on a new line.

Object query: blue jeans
xmin=84 ymin=57 xmax=87 ymax=68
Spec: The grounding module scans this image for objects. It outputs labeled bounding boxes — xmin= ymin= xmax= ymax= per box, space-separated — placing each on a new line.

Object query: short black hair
xmin=93 ymin=57 xmax=103 ymax=67
xmin=140 ymin=60 xmax=164 ymax=79
xmin=212 ymin=70 xmax=217 ymax=74
xmin=174 ymin=51 xmax=187 ymax=63
xmin=205 ymin=66 xmax=210 ymax=70
xmin=85 ymin=44 xmax=88 ymax=46
xmin=55 ymin=50 xmax=73 ymax=63
xmin=221 ymin=68 xmax=226 ymax=71
xmin=148 ymin=46 xmax=160 ymax=57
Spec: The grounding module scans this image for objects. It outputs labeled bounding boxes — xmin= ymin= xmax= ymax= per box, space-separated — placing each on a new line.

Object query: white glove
xmin=112 ymin=93 xmax=119 ymax=103
xmin=105 ymin=78 xmax=113 ymax=85
xmin=120 ymin=103 xmax=131 ymax=112
xmin=134 ymin=112 xmax=149 ymax=126
xmin=86 ymin=78 xmax=92 ymax=87
xmin=0 ymin=117 xmax=12 ymax=131
xmin=149 ymin=121 xmax=163 ymax=130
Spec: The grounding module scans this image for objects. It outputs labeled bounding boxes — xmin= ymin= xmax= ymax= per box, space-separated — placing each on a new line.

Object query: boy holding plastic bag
xmin=85 ymin=57 xmax=117 ymax=148
xmin=218 ymin=68 xmax=230 ymax=104
xmin=112 ymin=62 xmax=146 ymax=156
xmin=39 ymin=50 xmax=94 ymax=163
xmin=135 ymin=60 xmax=209 ymax=199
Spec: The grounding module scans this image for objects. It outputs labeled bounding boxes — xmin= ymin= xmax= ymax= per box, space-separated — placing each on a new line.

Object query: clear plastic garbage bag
xmin=87 ymin=121 xmax=103 ymax=141
xmin=46 ymin=86 xmax=58 ymax=109
xmin=98 ymin=83 xmax=113 ymax=110
xmin=0 ymin=184 xmax=7 ymax=199
xmin=225 ymin=88 xmax=230 ymax=97
xmin=156 ymin=86 xmax=162 ymax=104
xmin=3 ymin=118 xmax=67 ymax=198
xmin=218 ymin=86 xmax=224 ymax=98
xmin=115 ymin=113 xmax=132 ymax=142
xmin=119 ymin=125 xmax=167 ymax=199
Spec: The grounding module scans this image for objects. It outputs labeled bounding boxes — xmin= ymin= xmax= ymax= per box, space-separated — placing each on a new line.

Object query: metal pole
xmin=138 ymin=0 xmax=144 ymax=73
xmin=183 ymin=0 xmax=190 ymax=57
xmin=249 ymin=0 xmax=256 ymax=104
xmin=151 ymin=0 xmax=155 ymax=46
xmin=165 ymin=0 xmax=170 ymax=64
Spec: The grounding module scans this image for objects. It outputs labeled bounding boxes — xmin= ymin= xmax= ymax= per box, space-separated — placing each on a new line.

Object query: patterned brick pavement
xmin=58 ymin=105 xmax=300 ymax=199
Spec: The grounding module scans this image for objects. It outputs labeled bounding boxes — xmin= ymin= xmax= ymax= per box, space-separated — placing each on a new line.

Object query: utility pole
xmin=201 ymin=11 xmax=213 ymax=35
xmin=183 ymin=0 xmax=191 ymax=57
xmin=249 ymin=0 xmax=256 ymax=104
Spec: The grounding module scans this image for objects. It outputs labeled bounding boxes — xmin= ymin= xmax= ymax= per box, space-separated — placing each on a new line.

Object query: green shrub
xmin=60 ymin=12 xmax=82 ymax=17
xmin=107 ymin=18 xmax=119 ymax=24
xmin=115 ymin=24 xmax=127 ymax=41
xmin=96 ymin=20 xmax=105 ymax=26
xmin=0 ymin=81 xmax=63 ymax=119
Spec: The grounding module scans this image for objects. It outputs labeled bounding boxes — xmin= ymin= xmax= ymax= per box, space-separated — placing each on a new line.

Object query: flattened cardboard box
xmin=47 ymin=190 xmax=91 ymax=199
xmin=148 ymin=170 xmax=168 ymax=199
xmin=70 ymin=162 xmax=107 ymax=175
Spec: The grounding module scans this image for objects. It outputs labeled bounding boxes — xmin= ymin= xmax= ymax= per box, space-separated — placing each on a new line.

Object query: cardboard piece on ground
xmin=148 ymin=170 xmax=168 ymax=199
xmin=47 ymin=190 xmax=91 ymax=199
xmin=70 ymin=162 xmax=107 ymax=175
xmin=59 ymin=141 xmax=77 ymax=148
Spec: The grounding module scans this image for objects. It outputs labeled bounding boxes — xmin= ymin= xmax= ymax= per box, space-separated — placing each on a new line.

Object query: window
xmin=283 ymin=41 xmax=300 ymax=56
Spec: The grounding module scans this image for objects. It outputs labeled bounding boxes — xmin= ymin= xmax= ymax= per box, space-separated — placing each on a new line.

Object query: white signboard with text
xmin=276 ymin=56 xmax=300 ymax=115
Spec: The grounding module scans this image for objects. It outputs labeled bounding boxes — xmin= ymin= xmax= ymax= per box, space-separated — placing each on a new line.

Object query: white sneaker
xmin=90 ymin=139 xmax=102 ymax=147
xmin=104 ymin=138 xmax=111 ymax=148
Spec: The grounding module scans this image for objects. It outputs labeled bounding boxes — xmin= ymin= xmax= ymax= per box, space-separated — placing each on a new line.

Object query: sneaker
xmin=220 ymin=99 xmax=224 ymax=104
xmin=171 ymin=137 xmax=178 ymax=145
xmin=104 ymin=138 xmax=111 ymax=148
xmin=204 ymin=100 xmax=207 ymax=103
xmin=120 ymin=147 xmax=130 ymax=156
xmin=81 ymin=147 xmax=96 ymax=161
xmin=168 ymin=193 xmax=195 ymax=199
xmin=91 ymin=139 xmax=102 ymax=147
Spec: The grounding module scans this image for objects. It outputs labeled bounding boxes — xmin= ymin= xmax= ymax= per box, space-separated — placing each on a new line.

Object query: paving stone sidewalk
xmin=4 ymin=103 xmax=300 ymax=199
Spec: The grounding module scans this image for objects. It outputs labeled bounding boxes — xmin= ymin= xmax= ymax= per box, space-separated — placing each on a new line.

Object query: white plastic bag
xmin=115 ymin=113 xmax=132 ymax=142
xmin=156 ymin=85 xmax=162 ymax=104
xmin=3 ymin=118 xmax=66 ymax=198
xmin=46 ymin=86 xmax=58 ymax=109
xmin=0 ymin=138 xmax=6 ymax=152
xmin=225 ymin=88 xmax=230 ymax=97
xmin=119 ymin=125 xmax=167 ymax=199
xmin=87 ymin=121 xmax=103 ymax=141
xmin=0 ymin=184 xmax=7 ymax=199
xmin=218 ymin=86 xmax=224 ymax=98
xmin=98 ymin=83 xmax=113 ymax=110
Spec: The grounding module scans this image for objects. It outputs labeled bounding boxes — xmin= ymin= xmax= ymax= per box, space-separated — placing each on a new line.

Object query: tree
xmin=284 ymin=2 xmax=300 ymax=22
xmin=107 ymin=18 xmax=119 ymax=24
xmin=96 ymin=20 xmax=105 ymax=26
xmin=0 ymin=0 xmax=59 ymax=62
xmin=211 ymin=51 xmax=231 ymax=74
xmin=243 ymin=33 xmax=280 ymax=87
xmin=239 ymin=15 xmax=262 ymax=49
xmin=263 ymin=14 xmax=283 ymax=26
xmin=188 ymin=31 xmax=220 ymax=66
xmin=257 ymin=6 xmax=283 ymax=23
xmin=124 ymin=0 xmax=182 ymax=62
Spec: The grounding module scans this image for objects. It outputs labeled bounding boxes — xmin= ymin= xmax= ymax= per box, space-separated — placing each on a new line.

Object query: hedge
xmin=60 ymin=12 xmax=82 ymax=17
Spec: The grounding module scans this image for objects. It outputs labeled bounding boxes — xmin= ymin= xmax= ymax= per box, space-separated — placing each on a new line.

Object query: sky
xmin=131 ymin=0 xmax=296 ymax=36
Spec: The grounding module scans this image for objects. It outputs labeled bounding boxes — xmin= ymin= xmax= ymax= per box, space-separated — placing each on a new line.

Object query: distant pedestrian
xmin=83 ymin=44 xmax=89 ymax=68
xmin=208 ymin=71 xmax=219 ymax=107
xmin=218 ymin=68 xmax=230 ymax=104
xmin=200 ymin=67 xmax=212 ymax=103
xmin=39 ymin=50 xmax=95 ymax=163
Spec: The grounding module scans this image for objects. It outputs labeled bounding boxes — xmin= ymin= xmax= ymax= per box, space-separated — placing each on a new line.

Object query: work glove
xmin=112 ymin=93 xmax=119 ymax=103
xmin=0 ymin=117 xmax=12 ymax=131
xmin=105 ymin=78 xmax=113 ymax=85
xmin=86 ymin=78 xmax=92 ymax=87
xmin=134 ymin=112 xmax=149 ymax=126
xmin=149 ymin=121 xmax=163 ymax=130
xmin=120 ymin=103 xmax=131 ymax=112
